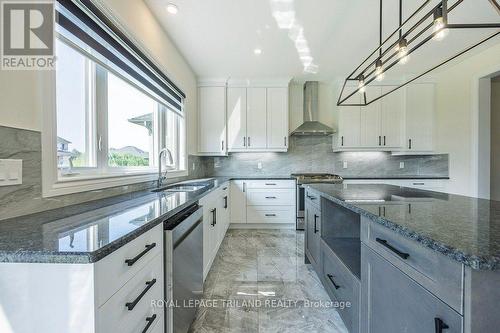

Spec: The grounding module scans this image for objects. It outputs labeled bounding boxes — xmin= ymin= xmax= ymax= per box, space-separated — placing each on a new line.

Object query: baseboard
xmin=229 ymin=223 xmax=296 ymax=229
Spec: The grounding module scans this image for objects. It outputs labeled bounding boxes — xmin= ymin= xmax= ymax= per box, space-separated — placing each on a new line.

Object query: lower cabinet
xmin=201 ymin=183 xmax=230 ymax=280
xmin=361 ymin=244 xmax=463 ymax=333
xmin=304 ymin=199 xmax=321 ymax=269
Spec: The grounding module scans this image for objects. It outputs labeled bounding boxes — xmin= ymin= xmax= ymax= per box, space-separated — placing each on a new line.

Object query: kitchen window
xmin=42 ymin=1 xmax=187 ymax=197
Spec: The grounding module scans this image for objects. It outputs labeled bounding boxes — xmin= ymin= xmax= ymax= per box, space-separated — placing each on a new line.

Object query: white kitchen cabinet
xmin=361 ymin=86 xmax=382 ymax=147
xmin=230 ymin=180 xmax=247 ymax=224
xmin=198 ymin=85 xmax=227 ymax=155
xmin=227 ymin=80 xmax=290 ymax=152
xmin=381 ymin=85 xmax=404 ymax=148
xmin=200 ymin=185 xmax=230 ymax=280
xmin=246 ymin=88 xmax=267 ymax=150
xmin=266 ymin=87 xmax=289 ymax=150
xmin=227 ymin=87 xmax=247 ymax=150
xmin=403 ymin=83 xmax=434 ymax=153
xmin=338 ymin=106 xmax=361 ymax=148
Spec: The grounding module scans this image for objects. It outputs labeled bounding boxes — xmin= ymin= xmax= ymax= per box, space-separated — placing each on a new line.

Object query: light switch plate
xmin=0 ymin=159 xmax=22 ymax=186
xmin=343 ymin=161 xmax=348 ymax=169
xmin=399 ymin=162 xmax=405 ymax=169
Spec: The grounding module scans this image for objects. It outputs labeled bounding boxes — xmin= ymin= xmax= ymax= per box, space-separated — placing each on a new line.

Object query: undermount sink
xmin=151 ymin=184 xmax=208 ymax=193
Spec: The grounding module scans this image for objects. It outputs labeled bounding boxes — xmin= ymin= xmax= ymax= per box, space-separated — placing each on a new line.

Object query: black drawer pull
xmin=376 ymin=238 xmax=409 ymax=259
xmin=125 ymin=243 xmax=156 ymax=266
xmin=327 ymin=274 xmax=340 ymax=289
xmin=126 ymin=279 xmax=157 ymax=311
xmin=142 ymin=314 xmax=157 ymax=333
xmin=211 ymin=208 xmax=216 ymax=226
xmin=224 ymin=196 xmax=228 ymax=209
xmin=265 ymin=196 xmax=277 ymax=199
xmin=265 ymin=214 xmax=277 ymax=217
xmin=314 ymin=214 xmax=319 ymax=233
xmin=434 ymin=318 xmax=449 ymax=333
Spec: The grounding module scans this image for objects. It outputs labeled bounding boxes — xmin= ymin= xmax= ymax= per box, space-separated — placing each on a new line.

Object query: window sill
xmin=43 ymin=169 xmax=189 ymax=198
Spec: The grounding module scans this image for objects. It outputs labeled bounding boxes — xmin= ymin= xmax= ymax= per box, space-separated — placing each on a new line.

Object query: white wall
xmin=491 ymin=80 xmax=500 ymax=201
xmin=0 ymin=0 xmax=198 ymax=154
xmin=434 ymin=42 xmax=500 ymax=196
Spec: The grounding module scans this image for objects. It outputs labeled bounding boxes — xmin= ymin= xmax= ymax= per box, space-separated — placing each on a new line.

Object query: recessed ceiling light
xmin=254 ymin=48 xmax=262 ymax=55
xmin=166 ymin=3 xmax=178 ymax=15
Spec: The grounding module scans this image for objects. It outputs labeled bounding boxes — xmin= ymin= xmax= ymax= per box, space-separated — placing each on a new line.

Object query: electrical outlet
xmin=343 ymin=161 xmax=348 ymax=169
xmin=0 ymin=159 xmax=22 ymax=186
xmin=399 ymin=162 xmax=405 ymax=169
xmin=257 ymin=162 xmax=263 ymax=170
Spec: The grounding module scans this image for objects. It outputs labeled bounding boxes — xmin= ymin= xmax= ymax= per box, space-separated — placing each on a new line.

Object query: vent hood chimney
xmin=291 ymin=81 xmax=335 ymax=136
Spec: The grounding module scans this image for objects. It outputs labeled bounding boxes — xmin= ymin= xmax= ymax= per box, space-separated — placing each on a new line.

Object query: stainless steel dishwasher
xmin=164 ymin=203 xmax=203 ymax=333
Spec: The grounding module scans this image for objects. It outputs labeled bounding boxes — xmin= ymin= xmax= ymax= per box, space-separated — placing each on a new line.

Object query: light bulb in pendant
xmin=375 ymin=58 xmax=385 ymax=81
xmin=398 ymin=38 xmax=409 ymax=65
xmin=358 ymin=74 xmax=366 ymax=94
xmin=433 ymin=7 xmax=448 ymax=41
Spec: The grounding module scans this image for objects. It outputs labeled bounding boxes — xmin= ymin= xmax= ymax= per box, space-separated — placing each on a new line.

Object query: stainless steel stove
xmin=291 ymin=173 xmax=343 ymax=230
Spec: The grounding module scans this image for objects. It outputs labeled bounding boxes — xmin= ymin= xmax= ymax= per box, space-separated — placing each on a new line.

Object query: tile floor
xmin=189 ymin=229 xmax=348 ymax=333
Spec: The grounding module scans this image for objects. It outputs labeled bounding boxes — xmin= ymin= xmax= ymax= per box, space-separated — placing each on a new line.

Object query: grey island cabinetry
xmin=304 ymin=183 xmax=500 ymax=333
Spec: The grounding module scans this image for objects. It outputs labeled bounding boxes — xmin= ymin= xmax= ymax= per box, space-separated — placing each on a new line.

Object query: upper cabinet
xmin=198 ymin=80 xmax=227 ymax=156
xmin=266 ymin=87 xmax=289 ymax=150
xmin=403 ymin=84 xmax=434 ymax=153
xmin=334 ymin=83 xmax=433 ymax=153
xmin=226 ymin=79 xmax=290 ymax=153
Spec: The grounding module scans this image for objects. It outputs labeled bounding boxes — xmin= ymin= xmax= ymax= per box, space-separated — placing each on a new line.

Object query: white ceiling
xmin=145 ymin=0 xmax=500 ymax=81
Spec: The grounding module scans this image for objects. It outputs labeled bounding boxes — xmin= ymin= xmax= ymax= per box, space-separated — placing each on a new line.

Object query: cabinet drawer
xmin=305 ymin=188 xmax=320 ymax=208
xmin=361 ymin=216 xmax=464 ymax=313
xmin=246 ymin=179 xmax=295 ymax=189
xmin=362 ymin=245 xmax=463 ymax=333
xmin=95 ymin=224 xmax=163 ymax=307
xmin=246 ymin=189 xmax=295 ymax=206
xmin=321 ymin=240 xmax=360 ymax=333
xmin=247 ymin=206 xmax=295 ymax=224
xmin=98 ymin=254 xmax=163 ymax=333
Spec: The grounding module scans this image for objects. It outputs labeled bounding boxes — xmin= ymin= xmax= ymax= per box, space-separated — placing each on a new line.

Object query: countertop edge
xmin=306 ymin=186 xmax=499 ymax=271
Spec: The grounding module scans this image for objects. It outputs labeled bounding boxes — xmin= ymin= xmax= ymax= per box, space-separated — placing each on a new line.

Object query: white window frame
xmin=41 ymin=41 xmax=187 ymax=198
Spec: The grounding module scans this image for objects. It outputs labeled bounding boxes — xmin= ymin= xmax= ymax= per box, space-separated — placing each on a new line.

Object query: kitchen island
xmin=304 ymin=183 xmax=500 ymax=333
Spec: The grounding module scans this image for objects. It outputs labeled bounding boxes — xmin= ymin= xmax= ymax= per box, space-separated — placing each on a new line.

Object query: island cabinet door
xmin=361 ymin=244 xmax=463 ymax=333
xmin=305 ymin=202 xmax=321 ymax=268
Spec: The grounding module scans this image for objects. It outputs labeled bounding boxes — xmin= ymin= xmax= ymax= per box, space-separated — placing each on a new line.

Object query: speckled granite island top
xmin=0 ymin=178 xmax=231 ymax=264
xmin=306 ymin=184 xmax=500 ymax=270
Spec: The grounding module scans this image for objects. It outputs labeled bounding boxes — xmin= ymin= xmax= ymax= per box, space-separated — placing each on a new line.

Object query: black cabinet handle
xmin=379 ymin=136 xmax=381 ymax=146
xmin=248 ymin=137 xmax=251 ymax=147
xmin=221 ymin=140 xmax=224 ymax=151
xmin=125 ymin=243 xmax=156 ymax=266
xmin=327 ymin=274 xmax=340 ymax=289
xmin=224 ymin=196 xmax=228 ymax=209
xmin=383 ymin=136 xmax=386 ymax=146
xmin=126 ymin=279 xmax=157 ymax=311
xmin=341 ymin=136 xmax=344 ymax=146
xmin=211 ymin=208 xmax=216 ymax=226
xmin=409 ymin=139 xmax=412 ymax=149
xmin=265 ymin=196 xmax=277 ymax=199
xmin=314 ymin=214 xmax=319 ymax=233
xmin=284 ymin=137 xmax=287 ymax=147
xmin=376 ymin=238 xmax=409 ymax=259
xmin=142 ymin=314 xmax=157 ymax=333
xmin=434 ymin=318 xmax=449 ymax=333
xmin=265 ymin=214 xmax=276 ymax=217
xmin=243 ymin=137 xmax=246 ymax=147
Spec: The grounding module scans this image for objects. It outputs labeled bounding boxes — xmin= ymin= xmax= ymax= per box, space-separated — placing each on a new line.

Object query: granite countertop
xmin=0 ymin=177 xmax=231 ymax=264
xmin=341 ymin=176 xmax=450 ymax=180
xmin=306 ymin=183 xmax=500 ymax=270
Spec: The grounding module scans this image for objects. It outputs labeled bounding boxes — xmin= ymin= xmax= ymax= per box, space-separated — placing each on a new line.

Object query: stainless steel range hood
xmin=291 ymin=81 xmax=335 ymax=136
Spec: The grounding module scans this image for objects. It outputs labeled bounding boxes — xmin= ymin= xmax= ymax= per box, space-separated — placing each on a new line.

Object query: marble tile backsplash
xmin=204 ymin=136 xmax=449 ymax=178
xmin=0 ymin=126 xmax=208 ymax=221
